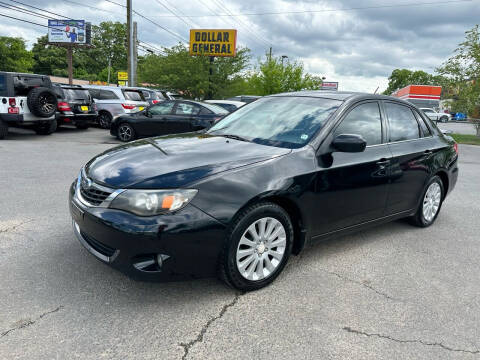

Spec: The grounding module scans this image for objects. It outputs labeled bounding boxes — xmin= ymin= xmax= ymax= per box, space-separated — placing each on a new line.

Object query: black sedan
xmin=70 ymin=91 xmax=458 ymax=291
xmin=110 ymin=100 xmax=229 ymax=142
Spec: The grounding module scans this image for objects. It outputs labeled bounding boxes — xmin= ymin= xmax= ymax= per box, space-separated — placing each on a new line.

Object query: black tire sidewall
xmin=27 ymin=87 xmax=57 ymax=118
xmin=418 ymin=176 xmax=444 ymax=227
xmin=223 ymin=203 xmax=293 ymax=291
xmin=118 ymin=123 xmax=135 ymax=142
xmin=98 ymin=112 xmax=112 ymax=129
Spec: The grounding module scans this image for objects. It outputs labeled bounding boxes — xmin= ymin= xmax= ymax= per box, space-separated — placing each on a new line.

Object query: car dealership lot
xmin=1 ymin=128 xmax=479 ymax=359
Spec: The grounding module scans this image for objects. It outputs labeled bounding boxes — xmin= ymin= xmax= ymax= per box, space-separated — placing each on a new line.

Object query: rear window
xmin=142 ymin=91 xmax=151 ymax=99
xmin=200 ymin=102 xmax=229 ymax=115
xmin=123 ymin=90 xmax=144 ymax=101
xmin=0 ymin=74 xmax=6 ymax=96
xmin=62 ymin=89 xmax=90 ymax=100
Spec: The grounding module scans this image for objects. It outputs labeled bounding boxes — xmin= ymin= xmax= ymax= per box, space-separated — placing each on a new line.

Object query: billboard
xmin=48 ymin=20 xmax=87 ymax=44
xmin=189 ymin=29 xmax=237 ymax=57
xmin=321 ymin=81 xmax=338 ymax=91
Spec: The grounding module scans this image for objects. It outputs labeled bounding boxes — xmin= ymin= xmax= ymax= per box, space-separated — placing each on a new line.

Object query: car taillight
xmin=8 ymin=107 xmax=19 ymax=114
xmin=58 ymin=102 xmax=71 ymax=111
xmin=453 ymin=143 xmax=458 ymax=154
xmin=122 ymin=104 xmax=136 ymax=110
xmin=8 ymin=98 xmax=16 ymax=107
xmin=152 ymin=100 xmax=160 ymax=104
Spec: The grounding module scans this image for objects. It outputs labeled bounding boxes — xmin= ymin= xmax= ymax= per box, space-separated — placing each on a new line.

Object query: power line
xmin=149 ymin=0 xmax=474 ymax=17
xmin=7 ymin=0 xmax=70 ymax=19
xmin=0 ymin=2 xmax=51 ymax=20
xmin=61 ymin=0 xmax=124 ymax=16
xmin=153 ymin=0 xmax=195 ymax=28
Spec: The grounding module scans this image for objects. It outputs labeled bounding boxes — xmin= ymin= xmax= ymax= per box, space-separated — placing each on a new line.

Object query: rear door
xmin=383 ymin=101 xmax=433 ymax=214
xmin=136 ymin=101 xmax=175 ymax=136
xmin=169 ymin=102 xmax=201 ymax=134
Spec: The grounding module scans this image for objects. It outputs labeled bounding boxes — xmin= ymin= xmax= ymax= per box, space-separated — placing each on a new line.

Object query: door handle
xmin=424 ymin=149 xmax=433 ymax=154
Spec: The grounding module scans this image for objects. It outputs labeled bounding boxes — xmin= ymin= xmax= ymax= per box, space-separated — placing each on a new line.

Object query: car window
xmin=413 ymin=110 xmax=432 ymax=137
xmin=87 ymin=89 xmax=100 ymax=99
xmin=149 ymin=101 xmax=174 ymax=115
xmin=99 ymin=90 xmax=118 ymax=100
xmin=123 ymin=90 xmax=144 ymax=101
xmin=175 ymin=103 xmax=200 ymax=115
xmin=334 ymin=102 xmax=382 ymax=146
xmin=199 ymin=107 xmax=213 ymax=115
xmin=62 ymin=89 xmax=90 ymax=100
xmin=201 ymin=102 xmax=229 ymax=114
xmin=142 ymin=91 xmax=151 ymax=99
xmin=422 ymin=108 xmax=434 ymax=113
xmin=208 ymin=96 xmax=341 ymax=148
xmin=385 ymin=102 xmax=420 ymax=142
xmin=0 ymin=74 xmax=7 ymax=96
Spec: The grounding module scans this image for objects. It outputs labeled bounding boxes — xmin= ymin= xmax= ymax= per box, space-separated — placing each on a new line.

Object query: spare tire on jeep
xmin=27 ymin=87 xmax=57 ymax=118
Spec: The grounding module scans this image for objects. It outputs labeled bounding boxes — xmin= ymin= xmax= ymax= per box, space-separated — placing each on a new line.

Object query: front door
xmin=137 ymin=101 xmax=175 ymax=136
xmin=311 ymin=101 xmax=392 ymax=235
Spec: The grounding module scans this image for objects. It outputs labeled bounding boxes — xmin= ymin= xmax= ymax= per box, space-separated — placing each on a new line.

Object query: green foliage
xmin=383 ymin=69 xmax=444 ymax=95
xmin=0 ymin=37 xmax=34 ymax=72
xmin=247 ymin=55 xmax=323 ymax=96
xmin=436 ymin=25 xmax=480 ymax=119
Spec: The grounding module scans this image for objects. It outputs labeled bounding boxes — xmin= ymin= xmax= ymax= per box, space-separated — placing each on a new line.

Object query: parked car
xmin=420 ymin=107 xmax=451 ymax=122
xmin=127 ymin=87 xmax=163 ymax=106
xmin=83 ymin=85 xmax=148 ymax=129
xmin=226 ymin=95 xmax=260 ymax=103
xmin=155 ymin=89 xmax=174 ymax=100
xmin=204 ymin=99 xmax=245 ymax=112
xmin=53 ymin=84 xmax=97 ymax=129
xmin=0 ymin=71 xmax=58 ymax=139
xmin=110 ymin=99 xmax=229 ymax=142
xmin=70 ymin=91 xmax=458 ymax=291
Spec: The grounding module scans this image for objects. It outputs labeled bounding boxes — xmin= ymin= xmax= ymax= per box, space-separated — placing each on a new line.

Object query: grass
xmin=451 ymin=133 xmax=480 ymax=145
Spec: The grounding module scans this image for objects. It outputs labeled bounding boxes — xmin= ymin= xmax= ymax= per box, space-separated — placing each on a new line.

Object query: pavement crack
xmin=343 ymin=326 xmax=480 ymax=355
xmin=179 ymin=293 xmax=242 ymax=360
xmin=1 ymin=305 xmax=63 ymax=338
xmin=0 ymin=219 xmax=34 ymax=234
xmin=321 ymin=269 xmax=395 ymax=300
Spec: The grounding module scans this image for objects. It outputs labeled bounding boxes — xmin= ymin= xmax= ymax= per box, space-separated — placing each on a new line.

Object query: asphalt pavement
xmin=437 ymin=121 xmax=477 ymax=135
xmin=1 ymin=126 xmax=479 ymax=359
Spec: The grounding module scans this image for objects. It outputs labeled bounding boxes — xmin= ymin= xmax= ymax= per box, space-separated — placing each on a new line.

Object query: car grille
xmin=80 ymin=231 xmax=116 ymax=257
xmin=79 ymin=176 xmax=112 ymax=206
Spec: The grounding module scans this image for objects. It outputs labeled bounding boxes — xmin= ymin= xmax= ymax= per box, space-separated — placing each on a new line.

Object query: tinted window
xmin=149 ymin=101 xmax=174 ymax=115
xmin=0 ymin=74 xmax=7 ymax=96
xmin=142 ymin=90 xmax=150 ymax=99
xmin=385 ymin=103 xmax=420 ymax=142
xmin=88 ymin=89 xmax=101 ymax=99
xmin=175 ymin=103 xmax=200 ymax=115
xmin=214 ymin=103 xmax=237 ymax=112
xmin=123 ymin=90 xmax=143 ymax=101
xmin=208 ymin=97 xmax=341 ymax=148
xmin=201 ymin=102 xmax=229 ymax=114
xmin=62 ymin=89 xmax=89 ymax=100
xmin=413 ymin=111 xmax=432 ymax=137
xmin=334 ymin=102 xmax=382 ymax=146
xmin=99 ymin=90 xmax=118 ymax=100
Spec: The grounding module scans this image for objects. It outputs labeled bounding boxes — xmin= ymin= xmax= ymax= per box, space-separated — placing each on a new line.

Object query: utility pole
xmin=107 ymin=55 xmax=112 ymax=84
xmin=133 ymin=21 xmax=138 ymax=86
xmin=127 ymin=0 xmax=135 ymax=86
xmin=67 ymin=45 xmax=73 ymax=85
xmin=268 ymin=46 xmax=272 ymax=62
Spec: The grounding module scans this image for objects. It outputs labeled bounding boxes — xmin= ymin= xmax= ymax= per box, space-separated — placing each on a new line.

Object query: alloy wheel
xmin=236 ymin=217 xmax=287 ymax=281
xmin=39 ymin=94 xmax=55 ymax=113
xmin=118 ymin=124 xmax=133 ymax=141
xmin=422 ymin=182 xmax=441 ymax=222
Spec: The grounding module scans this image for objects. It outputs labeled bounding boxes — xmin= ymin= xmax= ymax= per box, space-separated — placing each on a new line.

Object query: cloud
xmin=0 ymin=0 xmax=477 ymax=92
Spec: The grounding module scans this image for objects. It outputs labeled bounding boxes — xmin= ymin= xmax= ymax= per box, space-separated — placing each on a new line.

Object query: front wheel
xmin=440 ymin=116 xmax=448 ymax=123
xmin=97 ymin=112 xmax=112 ymax=129
xmin=117 ymin=123 xmax=135 ymax=142
xmin=409 ymin=175 xmax=444 ymax=227
xmin=218 ymin=202 xmax=293 ymax=291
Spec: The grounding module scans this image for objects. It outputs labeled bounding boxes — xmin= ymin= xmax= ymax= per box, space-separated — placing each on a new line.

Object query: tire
xmin=34 ymin=120 xmax=57 ymax=135
xmin=97 ymin=112 xmax=112 ymax=129
xmin=27 ymin=87 xmax=57 ymax=118
xmin=0 ymin=120 xmax=8 ymax=139
xmin=440 ymin=116 xmax=448 ymax=123
xmin=218 ymin=202 xmax=293 ymax=291
xmin=76 ymin=123 xmax=89 ymax=130
xmin=117 ymin=123 xmax=135 ymax=142
xmin=409 ymin=175 xmax=444 ymax=227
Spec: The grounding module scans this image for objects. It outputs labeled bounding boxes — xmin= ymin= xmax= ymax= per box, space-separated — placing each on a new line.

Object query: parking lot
xmin=1 ymin=127 xmax=479 ymax=359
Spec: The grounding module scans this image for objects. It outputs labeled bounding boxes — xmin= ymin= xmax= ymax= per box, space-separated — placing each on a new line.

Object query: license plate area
xmin=80 ymin=106 xmax=89 ymax=112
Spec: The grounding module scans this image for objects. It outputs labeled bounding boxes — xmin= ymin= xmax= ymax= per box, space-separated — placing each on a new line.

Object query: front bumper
xmin=69 ymin=182 xmax=227 ymax=281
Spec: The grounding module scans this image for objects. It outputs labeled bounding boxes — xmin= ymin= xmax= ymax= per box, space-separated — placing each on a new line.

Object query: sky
xmin=0 ymin=0 xmax=478 ymax=92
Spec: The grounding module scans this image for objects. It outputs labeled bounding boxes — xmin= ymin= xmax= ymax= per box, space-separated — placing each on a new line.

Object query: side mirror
xmin=332 ymin=134 xmax=367 ymax=153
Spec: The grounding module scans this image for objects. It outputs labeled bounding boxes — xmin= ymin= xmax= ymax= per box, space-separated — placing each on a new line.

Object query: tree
xmin=383 ymin=69 xmax=444 ymax=95
xmin=0 ymin=37 xmax=34 ymax=72
xmin=247 ymin=55 xmax=323 ymax=95
xmin=436 ymin=24 xmax=480 ymax=135
xmin=32 ymin=35 xmax=67 ymax=76
xmin=138 ymin=43 xmax=251 ymax=99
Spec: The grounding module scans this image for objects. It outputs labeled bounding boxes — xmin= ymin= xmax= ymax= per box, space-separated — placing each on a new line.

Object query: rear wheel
xmin=34 ymin=120 xmax=57 ymax=135
xmin=0 ymin=120 xmax=8 ymax=139
xmin=218 ymin=202 xmax=293 ymax=291
xmin=440 ymin=116 xmax=448 ymax=123
xmin=409 ymin=175 xmax=444 ymax=227
xmin=97 ymin=112 xmax=112 ymax=129
xmin=117 ymin=123 xmax=135 ymax=142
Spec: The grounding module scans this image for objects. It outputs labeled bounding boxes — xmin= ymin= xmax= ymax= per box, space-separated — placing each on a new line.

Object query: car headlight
xmin=109 ymin=189 xmax=198 ymax=216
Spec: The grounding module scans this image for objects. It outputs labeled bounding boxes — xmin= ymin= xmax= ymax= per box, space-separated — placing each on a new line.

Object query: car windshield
xmin=200 ymin=102 xmax=229 ymax=114
xmin=422 ymin=109 xmax=434 ymax=113
xmin=62 ymin=89 xmax=90 ymax=100
xmin=207 ymin=96 xmax=341 ymax=148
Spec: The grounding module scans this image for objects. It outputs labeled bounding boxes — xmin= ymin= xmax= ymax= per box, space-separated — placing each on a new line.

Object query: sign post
xmin=189 ymin=29 xmax=237 ymax=99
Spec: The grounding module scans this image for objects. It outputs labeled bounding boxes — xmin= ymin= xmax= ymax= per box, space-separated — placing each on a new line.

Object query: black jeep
xmin=53 ymin=84 xmax=97 ymax=130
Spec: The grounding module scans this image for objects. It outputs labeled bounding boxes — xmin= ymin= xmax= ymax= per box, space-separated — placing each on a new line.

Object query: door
xmin=383 ymin=101 xmax=432 ymax=214
xmin=136 ymin=101 xmax=175 ymax=136
xmin=169 ymin=102 xmax=201 ymax=134
xmin=311 ymin=101 xmax=392 ymax=235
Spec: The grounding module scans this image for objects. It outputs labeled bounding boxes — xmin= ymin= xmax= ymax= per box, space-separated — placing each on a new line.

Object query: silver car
xmin=83 ymin=85 xmax=149 ymax=129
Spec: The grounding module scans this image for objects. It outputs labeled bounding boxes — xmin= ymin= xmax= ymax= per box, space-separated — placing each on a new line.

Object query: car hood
xmin=85 ymin=133 xmax=291 ymax=189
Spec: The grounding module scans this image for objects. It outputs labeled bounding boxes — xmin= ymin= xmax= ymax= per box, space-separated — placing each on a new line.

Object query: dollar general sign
xmin=189 ymin=29 xmax=237 ymax=57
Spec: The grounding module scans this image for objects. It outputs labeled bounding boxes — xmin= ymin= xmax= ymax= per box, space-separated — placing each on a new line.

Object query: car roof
xmin=269 ymin=90 xmax=410 ymax=103
xmin=204 ymin=100 xmax=245 ymax=106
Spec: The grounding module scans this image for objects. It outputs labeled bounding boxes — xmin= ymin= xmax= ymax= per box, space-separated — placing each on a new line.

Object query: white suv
xmin=420 ymin=108 xmax=451 ymax=123
xmin=0 ymin=72 xmax=58 ymax=139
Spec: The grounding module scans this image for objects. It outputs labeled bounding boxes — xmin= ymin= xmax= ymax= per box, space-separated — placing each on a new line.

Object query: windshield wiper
xmin=219 ymin=134 xmax=250 ymax=142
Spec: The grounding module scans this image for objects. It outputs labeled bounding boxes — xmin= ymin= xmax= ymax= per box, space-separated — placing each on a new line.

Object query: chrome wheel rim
xmin=236 ymin=217 xmax=286 ymax=281
xmin=118 ymin=125 xmax=132 ymax=141
xmin=39 ymin=94 xmax=55 ymax=113
xmin=423 ymin=182 xmax=441 ymax=222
